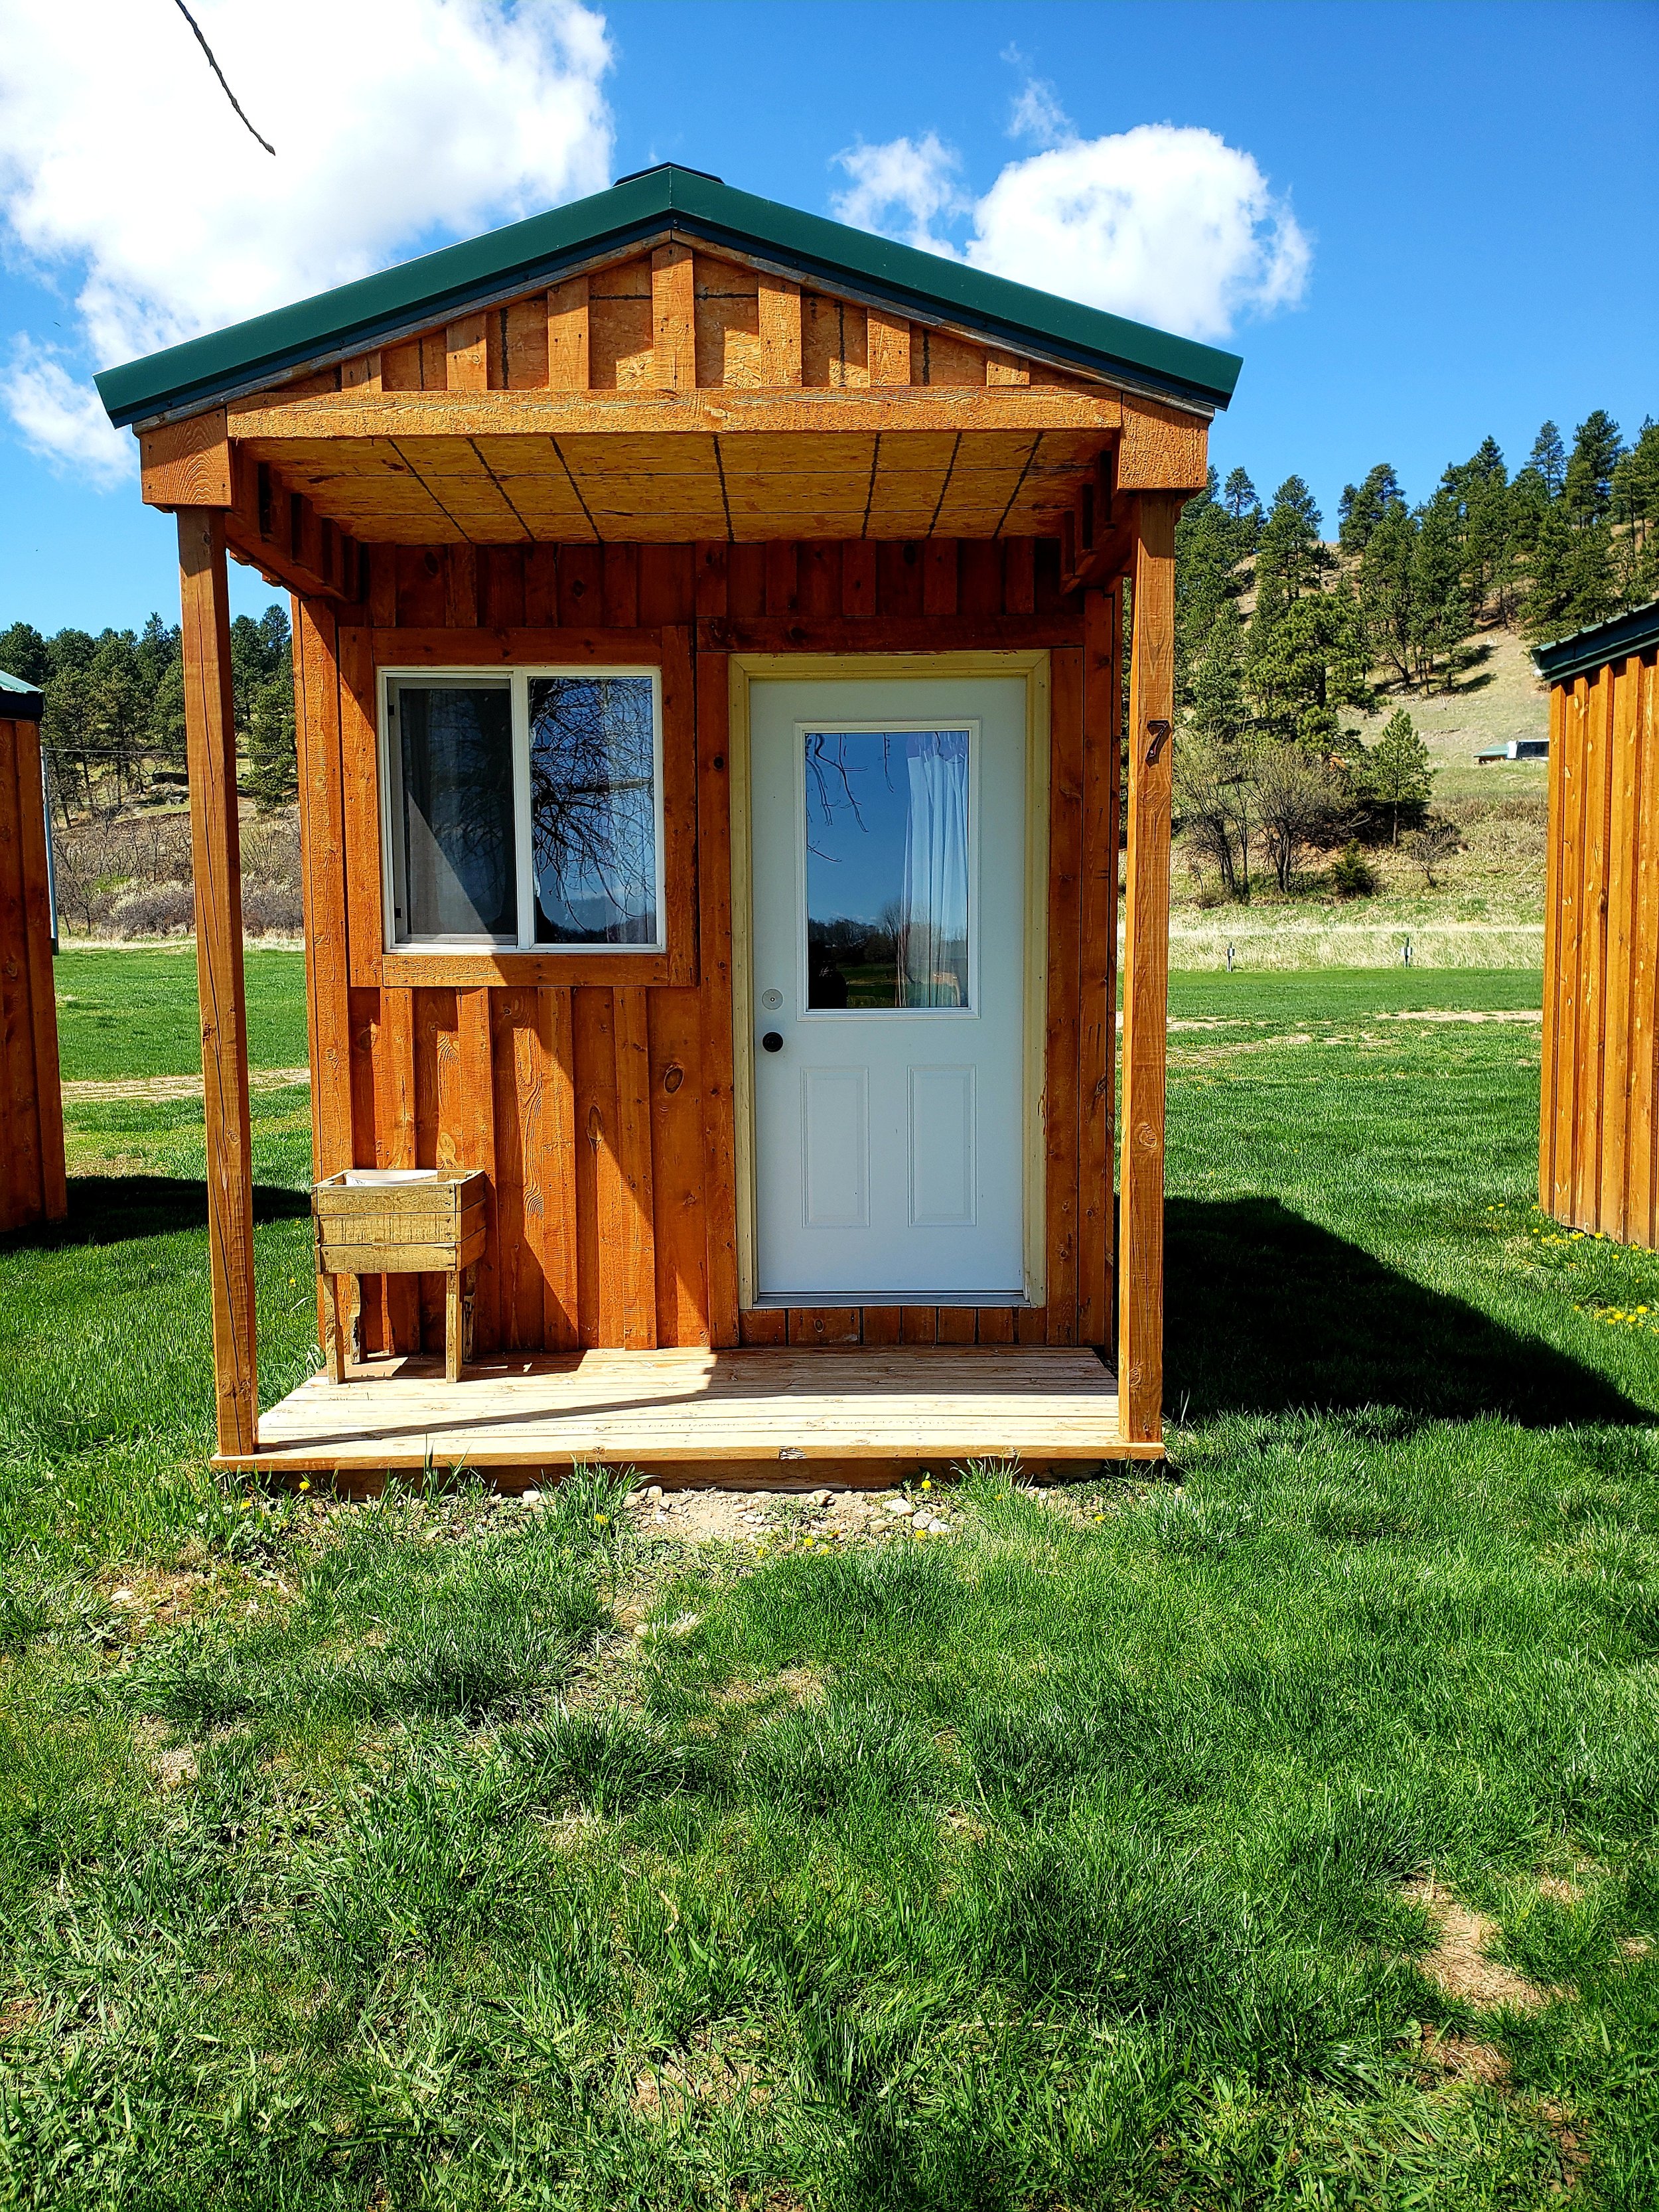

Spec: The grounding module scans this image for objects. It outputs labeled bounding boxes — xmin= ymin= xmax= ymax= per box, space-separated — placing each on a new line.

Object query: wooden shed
xmin=0 ymin=670 xmax=66 ymax=1236
xmin=96 ymin=166 xmax=1240 ymax=1483
xmin=1536 ymin=599 xmax=1659 ymax=1246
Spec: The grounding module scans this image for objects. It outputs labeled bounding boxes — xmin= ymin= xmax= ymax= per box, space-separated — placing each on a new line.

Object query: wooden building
xmin=1536 ymin=599 xmax=1659 ymax=1246
xmin=97 ymin=167 xmax=1240 ymax=1482
xmin=0 ymin=670 xmax=66 ymax=1237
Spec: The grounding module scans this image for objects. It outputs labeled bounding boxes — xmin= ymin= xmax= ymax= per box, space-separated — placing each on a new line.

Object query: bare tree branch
xmin=172 ymin=1 xmax=277 ymax=156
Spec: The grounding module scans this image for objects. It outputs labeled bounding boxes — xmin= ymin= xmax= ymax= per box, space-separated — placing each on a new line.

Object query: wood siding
xmin=191 ymin=242 xmax=1207 ymax=605
xmin=295 ymin=535 xmax=1113 ymax=1353
xmin=1541 ymin=647 xmax=1659 ymax=1245
xmin=0 ymin=711 xmax=66 ymax=1234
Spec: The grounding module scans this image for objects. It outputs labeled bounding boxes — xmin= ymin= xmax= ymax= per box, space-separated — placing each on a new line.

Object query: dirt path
xmin=62 ymin=1013 xmax=1538 ymax=1102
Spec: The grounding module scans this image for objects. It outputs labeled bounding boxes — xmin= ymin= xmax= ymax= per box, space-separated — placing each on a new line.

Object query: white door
xmin=749 ymin=674 xmax=1029 ymax=1303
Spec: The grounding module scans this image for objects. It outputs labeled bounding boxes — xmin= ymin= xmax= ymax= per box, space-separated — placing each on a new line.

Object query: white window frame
xmin=378 ymin=665 xmax=667 ymax=954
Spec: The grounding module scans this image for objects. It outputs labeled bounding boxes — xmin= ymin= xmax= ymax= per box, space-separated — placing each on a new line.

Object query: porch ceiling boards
xmin=228 ymin=415 xmax=1110 ymax=547
xmin=219 ymin=1346 xmax=1157 ymax=1481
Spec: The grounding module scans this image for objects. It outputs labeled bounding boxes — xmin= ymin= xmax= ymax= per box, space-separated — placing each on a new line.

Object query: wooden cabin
xmin=1536 ymin=599 xmax=1659 ymax=1246
xmin=97 ymin=166 xmax=1241 ymax=1484
xmin=0 ymin=670 xmax=66 ymax=1236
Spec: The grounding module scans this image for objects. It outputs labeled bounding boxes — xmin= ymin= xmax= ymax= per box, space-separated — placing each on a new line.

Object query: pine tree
xmin=0 ymin=621 xmax=50 ymax=687
xmin=1254 ymin=477 xmax=1329 ymax=624
xmin=1437 ymin=437 xmax=1512 ymax=621
xmin=89 ymin=632 xmax=147 ymax=802
xmin=1612 ymin=419 xmax=1659 ymax=605
xmin=1337 ymin=463 xmax=1402 ymax=559
xmin=1528 ymin=421 xmax=1567 ymax=497
xmin=133 ymin=613 xmax=180 ymax=702
xmin=1252 ymin=476 xmax=1331 ymax=691
xmin=1248 ymin=581 xmax=1372 ymax=747
xmin=1176 ymin=469 xmax=1250 ymax=705
xmin=1222 ymin=467 xmax=1260 ymax=522
xmin=1190 ymin=601 xmax=1250 ymax=747
xmin=1356 ymin=500 xmax=1419 ymax=688
xmin=1366 ymin=707 xmax=1433 ymax=844
xmin=148 ymin=658 xmax=188 ymax=769
xmin=1409 ymin=494 xmax=1473 ymax=692
xmin=1564 ymin=410 xmax=1623 ymax=527
xmin=1561 ymin=517 xmax=1619 ymax=632
xmin=42 ymin=664 xmax=100 ymax=811
xmin=247 ymin=674 xmax=298 ymax=808
xmin=1176 ymin=607 xmax=1255 ymax=899
xmin=1520 ymin=498 xmax=1576 ymax=641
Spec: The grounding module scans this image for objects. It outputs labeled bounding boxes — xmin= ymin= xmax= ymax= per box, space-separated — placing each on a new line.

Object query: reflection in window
xmin=804 ymin=729 xmax=970 ymax=1010
xmin=529 ymin=675 xmax=660 ymax=945
xmin=393 ymin=683 xmax=515 ymax=940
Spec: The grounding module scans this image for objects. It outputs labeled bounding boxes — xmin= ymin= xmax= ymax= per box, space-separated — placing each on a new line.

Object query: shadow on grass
xmin=1167 ymin=1195 xmax=1648 ymax=1428
xmin=5 ymin=1175 xmax=311 ymax=1252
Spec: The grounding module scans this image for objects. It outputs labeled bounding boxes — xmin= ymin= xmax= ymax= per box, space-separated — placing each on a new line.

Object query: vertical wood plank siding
xmin=1542 ymin=648 xmax=1659 ymax=1245
xmin=299 ymin=536 xmax=1108 ymax=1349
xmin=0 ymin=711 xmax=67 ymax=1232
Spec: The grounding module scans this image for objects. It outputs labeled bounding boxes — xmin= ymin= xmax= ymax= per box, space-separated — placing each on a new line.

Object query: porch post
xmin=1117 ymin=494 xmax=1179 ymax=1445
xmin=178 ymin=508 xmax=258 ymax=1456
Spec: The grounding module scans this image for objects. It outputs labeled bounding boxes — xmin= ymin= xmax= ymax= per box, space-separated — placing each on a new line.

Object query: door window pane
xmin=804 ymin=729 xmax=970 ymax=1009
xmin=393 ymin=684 xmax=515 ymax=940
xmin=529 ymin=675 xmax=660 ymax=945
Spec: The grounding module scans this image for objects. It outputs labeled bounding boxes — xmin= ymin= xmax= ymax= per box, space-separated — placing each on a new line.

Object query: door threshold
xmin=751 ymin=1296 xmax=1033 ymax=1309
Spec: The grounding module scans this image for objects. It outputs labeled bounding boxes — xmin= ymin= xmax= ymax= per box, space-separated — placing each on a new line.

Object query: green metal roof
xmin=0 ymin=670 xmax=44 ymax=723
xmin=1532 ymin=599 xmax=1659 ymax=687
xmin=96 ymin=165 xmax=1243 ymax=428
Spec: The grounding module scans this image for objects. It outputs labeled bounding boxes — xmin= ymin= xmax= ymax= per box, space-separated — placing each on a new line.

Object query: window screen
xmin=391 ymin=683 xmax=516 ymax=942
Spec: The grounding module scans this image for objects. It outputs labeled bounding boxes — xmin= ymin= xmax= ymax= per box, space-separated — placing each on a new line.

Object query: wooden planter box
xmin=312 ymin=1167 xmax=487 ymax=1383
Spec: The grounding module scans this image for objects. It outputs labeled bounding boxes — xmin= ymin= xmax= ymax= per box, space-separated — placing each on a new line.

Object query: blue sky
xmin=1 ymin=0 xmax=1653 ymax=638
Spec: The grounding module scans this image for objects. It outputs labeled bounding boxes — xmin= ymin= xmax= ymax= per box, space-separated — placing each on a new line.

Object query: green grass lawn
xmin=5 ymin=960 xmax=1658 ymax=2210
xmin=54 ymin=946 xmax=310 ymax=1080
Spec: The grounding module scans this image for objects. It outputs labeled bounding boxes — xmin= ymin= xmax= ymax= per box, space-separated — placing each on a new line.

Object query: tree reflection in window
xmin=804 ymin=728 xmax=970 ymax=1009
xmin=395 ymin=683 xmax=515 ymax=940
xmin=529 ymin=675 xmax=659 ymax=945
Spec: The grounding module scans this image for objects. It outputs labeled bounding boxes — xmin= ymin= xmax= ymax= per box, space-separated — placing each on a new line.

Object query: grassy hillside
xmin=1171 ymin=623 xmax=1551 ymax=967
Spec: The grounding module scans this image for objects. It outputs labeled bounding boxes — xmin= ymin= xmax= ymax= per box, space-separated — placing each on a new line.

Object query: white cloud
xmin=968 ymin=125 xmax=1310 ymax=341
xmin=1007 ymin=78 xmax=1071 ymax=149
xmin=3 ymin=340 xmax=134 ymax=486
xmin=831 ymin=135 xmax=964 ymax=257
xmin=0 ymin=0 xmax=614 ymax=478
xmin=835 ymin=122 xmax=1311 ymax=344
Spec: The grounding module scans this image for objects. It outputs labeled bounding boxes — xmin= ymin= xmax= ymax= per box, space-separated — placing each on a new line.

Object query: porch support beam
xmin=178 ymin=508 xmax=259 ymax=1455
xmin=1117 ymin=492 xmax=1179 ymax=1445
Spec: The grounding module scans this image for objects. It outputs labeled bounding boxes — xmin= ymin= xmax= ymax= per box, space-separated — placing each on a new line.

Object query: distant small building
xmin=1534 ymin=600 xmax=1659 ymax=1246
xmin=1476 ymin=737 xmax=1549 ymax=763
xmin=0 ymin=669 xmax=67 ymax=1233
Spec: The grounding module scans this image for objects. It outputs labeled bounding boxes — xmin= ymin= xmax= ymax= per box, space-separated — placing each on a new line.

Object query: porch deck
xmin=220 ymin=1347 xmax=1158 ymax=1485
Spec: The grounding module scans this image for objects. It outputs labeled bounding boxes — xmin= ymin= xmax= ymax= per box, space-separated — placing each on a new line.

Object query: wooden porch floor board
xmin=220 ymin=1347 xmax=1156 ymax=1475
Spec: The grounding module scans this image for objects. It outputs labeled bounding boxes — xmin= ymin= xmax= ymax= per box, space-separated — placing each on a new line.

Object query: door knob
xmin=761 ymin=1031 xmax=784 ymax=1053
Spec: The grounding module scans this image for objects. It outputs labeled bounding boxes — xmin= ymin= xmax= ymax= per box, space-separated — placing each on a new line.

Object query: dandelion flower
xmin=595 ymin=1513 xmax=609 ymax=1526
xmin=299 ymin=1479 xmax=311 ymax=1492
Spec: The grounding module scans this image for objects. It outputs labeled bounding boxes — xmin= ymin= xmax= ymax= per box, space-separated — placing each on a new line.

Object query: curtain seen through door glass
xmin=529 ymin=675 xmax=659 ymax=945
xmin=804 ymin=729 xmax=970 ymax=1009
xmin=395 ymin=685 xmax=515 ymax=940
